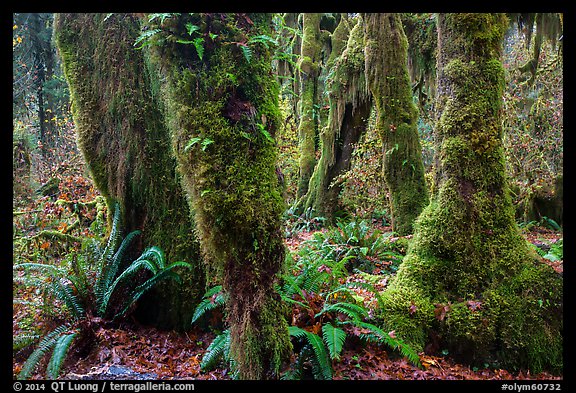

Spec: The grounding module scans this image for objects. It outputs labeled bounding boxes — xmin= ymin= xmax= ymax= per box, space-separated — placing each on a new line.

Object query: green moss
xmin=364 ymin=13 xmax=429 ymax=236
xmin=379 ymin=14 xmax=562 ymax=374
xmin=296 ymin=13 xmax=323 ymax=200
xmin=302 ymin=16 xmax=370 ymax=221
xmin=54 ymin=13 xmax=205 ymax=330
xmin=147 ymin=13 xmax=291 ymax=379
xmin=230 ymin=296 xmax=293 ymax=379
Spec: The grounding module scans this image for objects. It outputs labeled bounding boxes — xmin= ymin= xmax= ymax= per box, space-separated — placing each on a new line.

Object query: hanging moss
xmin=380 ymin=13 xmax=562 ymax=374
xmin=296 ymin=13 xmax=322 ymax=201
xmin=53 ymin=13 xmax=205 ymax=330
xmin=303 ymin=16 xmax=371 ymax=221
xmin=146 ymin=13 xmax=292 ymax=379
xmin=401 ymin=13 xmax=437 ymax=103
xmin=364 ymin=13 xmax=429 ymax=236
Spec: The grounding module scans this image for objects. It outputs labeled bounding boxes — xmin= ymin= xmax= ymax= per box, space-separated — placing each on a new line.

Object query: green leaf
xmin=18 ymin=325 xmax=70 ymax=379
xmin=257 ymin=124 xmax=274 ymax=143
xmin=288 ymin=326 xmax=332 ymax=379
xmin=191 ymin=285 xmax=225 ymax=324
xmin=248 ymin=34 xmax=278 ymax=48
xmin=193 ymin=37 xmax=205 ymax=60
xmin=315 ymin=302 xmax=368 ymax=321
xmin=148 ymin=13 xmax=179 ymax=24
xmin=201 ymin=329 xmax=230 ymax=371
xmin=47 ymin=332 xmax=78 ymax=379
xmin=240 ymin=45 xmax=252 ymax=63
xmin=184 ymin=137 xmax=202 ymax=152
xmin=201 ymin=137 xmax=213 ymax=151
xmin=322 ymin=324 xmax=346 ymax=361
xmin=186 ymin=22 xmax=201 ymax=36
xmin=134 ymin=29 xmax=161 ymax=49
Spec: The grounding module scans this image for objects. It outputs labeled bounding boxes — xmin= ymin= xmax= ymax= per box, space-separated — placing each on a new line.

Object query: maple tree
xmin=13 ymin=12 xmax=563 ymax=382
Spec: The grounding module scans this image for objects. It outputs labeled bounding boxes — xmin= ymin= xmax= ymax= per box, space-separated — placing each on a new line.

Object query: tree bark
xmin=304 ymin=17 xmax=371 ymax=222
xmin=364 ymin=13 xmax=429 ymax=235
xmin=146 ymin=13 xmax=292 ymax=379
xmin=53 ymin=13 xmax=205 ymax=331
xmin=296 ymin=13 xmax=322 ymax=201
xmin=381 ymin=13 xmax=562 ymax=373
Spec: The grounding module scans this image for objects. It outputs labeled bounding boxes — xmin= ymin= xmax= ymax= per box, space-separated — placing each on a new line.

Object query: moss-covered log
xmin=380 ymin=13 xmax=562 ymax=373
xmin=304 ymin=16 xmax=371 ymax=222
xmin=296 ymin=13 xmax=322 ymax=200
xmin=364 ymin=13 xmax=429 ymax=235
xmin=53 ymin=13 xmax=205 ymax=330
xmin=146 ymin=13 xmax=292 ymax=379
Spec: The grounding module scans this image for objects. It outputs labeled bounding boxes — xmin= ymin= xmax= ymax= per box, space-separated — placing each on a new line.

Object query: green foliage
xmin=17 ymin=325 xmax=76 ymax=380
xmin=191 ymin=285 xmax=226 ymax=324
xmin=283 ymin=204 xmax=327 ymax=238
xmin=191 ymin=286 xmax=232 ymax=373
xmin=13 ymin=204 xmax=191 ymax=379
xmin=299 ymin=218 xmax=404 ymax=274
xmin=279 ymin=240 xmax=420 ymax=380
xmin=200 ymin=329 xmax=232 ymax=374
xmin=530 ymin=238 xmax=562 ymax=262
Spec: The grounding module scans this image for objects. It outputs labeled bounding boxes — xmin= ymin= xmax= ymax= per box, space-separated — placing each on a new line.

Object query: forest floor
xmin=13 ymin=164 xmax=564 ymax=382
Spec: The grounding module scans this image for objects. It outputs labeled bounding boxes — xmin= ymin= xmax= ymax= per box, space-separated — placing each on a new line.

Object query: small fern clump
xmin=298 ymin=218 xmax=404 ymax=274
xmin=191 ymin=228 xmax=420 ymax=380
xmin=13 ymin=204 xmax=192 ymax=379
xmin=278 ymin=250 xmax=420 ymax=380
xmin=284 ymin=204 xmax=327 ymax=238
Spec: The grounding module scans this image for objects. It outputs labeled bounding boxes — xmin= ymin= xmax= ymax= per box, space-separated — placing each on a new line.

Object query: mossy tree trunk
xmin=303 ymin=17 xmax=371 ymax=222
xmin=276 ymin=13 xmax=301 ymax=118
xmin=381 ymin=13 xmax=562 ymax=373
xmin=364 ymin=13 xmax=429 ymax=235
xmin=53 ymin=13 xmax=205 ymax=331
xmin=146 ymin=13 xmax=292 ymax=379
xmin=296 ymin=13 xmax=322 ymax=201
xmin=515 ymin=13 xmax=562 ymax=86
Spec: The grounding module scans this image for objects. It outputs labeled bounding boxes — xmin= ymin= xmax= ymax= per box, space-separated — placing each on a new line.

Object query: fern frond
xmin=191 ymin=285 xmax=225 ymax=324
xmin=138 ymin=246 xmax=166 ymax=270
xmin=98 ymin=258 xmax=156 ymax=316
xmin=100 ymin=203 xmax=122 ymax=267
xmin=113 ymin=267 xmax=182 ymax=320
xmin=352 ymin=321 xmax=421 ymax=367
xmin=339 ymin=280 xmax=385 ymax=307
xmin=201 ymin=329 xmax=230 ymax=371
xmin=18 ymin=324 xmax=70 ymax=380
xmin=315 ymin=302 xmax=367 ymax=321
xmin=102 ymin=229 xmax=141 ymax=287
xmin=288 ymin=326 xmax=332 ymax=380
xmin=49 ymin=278 xmax=85 ymax=319
xmin=322 ymin=324 xmax=346 ymax=361
xmin=305 ymin=332 xmax=332 ymax=380
xmin=46 ymin=332 xmax=78 ymax=379
xmin=95 ymin=226 xmax=140 ymax=312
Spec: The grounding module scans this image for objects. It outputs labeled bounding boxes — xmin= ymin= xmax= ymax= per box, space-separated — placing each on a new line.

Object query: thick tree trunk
xmin=381 ymin=13 xmax=562 ymax=373
xmin=364 ymin=13 xmax=429 ymax=235
xmin=304 ymin=17 xmax=371 ymax=222
xmin=296 ymin=13 xmax=322 ymax=201
xmin=53 ymin=13 xmax=205 ymax=331
xmin=146 ymin=13 xmax=292 ymax=379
